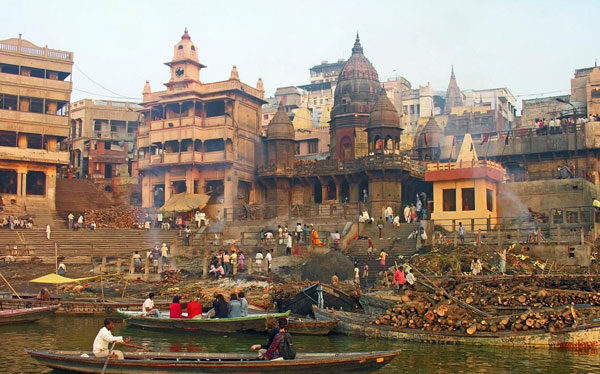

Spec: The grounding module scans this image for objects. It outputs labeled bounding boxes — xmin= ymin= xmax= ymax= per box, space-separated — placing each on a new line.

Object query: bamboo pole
xmin=121 ymin=280 xmax=128 ymax=298
xmin=0 ymin=271 xmax=21 ymax=299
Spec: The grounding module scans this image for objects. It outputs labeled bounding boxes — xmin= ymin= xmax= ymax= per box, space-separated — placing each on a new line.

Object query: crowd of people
xmin=0 ymin=215 xmax=34 ymax=230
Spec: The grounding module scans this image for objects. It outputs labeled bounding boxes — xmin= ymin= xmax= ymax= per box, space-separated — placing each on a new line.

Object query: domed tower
xmin=330 ymin=34 xmax=381 ymax=161
xmin=416 ymin=116 xmax=443 ymax=161
xmin=444 ymin=65 xmax=464 ymax=114
xmin=266 ymin=103 xmax=296 ymax=170
xmin=366 ymin=91 xmax=403 ymax=155
xmin=165 ymin=28 xmax=206 ymax=91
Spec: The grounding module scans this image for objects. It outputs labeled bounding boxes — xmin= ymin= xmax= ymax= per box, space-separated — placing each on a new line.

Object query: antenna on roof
xmin=18 ymin=33 xmax=22 ymax=39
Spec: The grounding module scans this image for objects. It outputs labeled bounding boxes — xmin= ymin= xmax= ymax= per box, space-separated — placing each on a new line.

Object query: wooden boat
xmin=0 ymin=297 xmax=170 ymax=315
xmin=313 ymin=307 xmax=600 ymax=349
xmin=280 ymin=283 xmax=359 ymax=316
xmin=27 ymin=349 xmax=400 ymax=374
xmin=118 ymin=309 xmax=291 ymax=333
xmin=0 ymin=305 xmax=59 ymax=324
xmin=266 ymin=317 xmax=338 ymax=336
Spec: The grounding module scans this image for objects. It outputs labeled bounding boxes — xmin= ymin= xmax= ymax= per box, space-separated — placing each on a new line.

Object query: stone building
xmin=0 ymin=36 xmax=72 ymax=208
xmin=136 ymin=29 xmax=266 ymax=217
xmin=258 ymin=35 xmax=428 ymax=218
xmin=69 ymin=99 xmax=142 ymax=180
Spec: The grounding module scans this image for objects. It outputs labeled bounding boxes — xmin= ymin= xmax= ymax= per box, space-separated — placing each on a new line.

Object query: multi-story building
xmin=298 ymin=59 xmax=345 ymax=126
xmin=136 ymin=29 xmax=266 ymax=217
xmin=69 ymin=99 xmax=142 ymax=181
xmin=0 ymin=36 xmax=72 ymax=208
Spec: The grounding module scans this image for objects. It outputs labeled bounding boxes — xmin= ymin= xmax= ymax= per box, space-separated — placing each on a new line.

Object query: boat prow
xmin=0 ymin=305 xmax=60 ymax=325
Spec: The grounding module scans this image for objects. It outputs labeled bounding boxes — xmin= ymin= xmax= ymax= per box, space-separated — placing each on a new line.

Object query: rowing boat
xmin=118 ymin=309 xmax=291 ymax=333
xmin=0 ymin=297 xmax=170 ymax=315
xmin=26 ymin=349 xmax=400 ymax=374
xmin=266 ymin=317 xmax=338 ymax=335
xmin=314 ymin=307 xmax=600 ymax=349
xmin=0 ymin=305 xmax=59 ymax=324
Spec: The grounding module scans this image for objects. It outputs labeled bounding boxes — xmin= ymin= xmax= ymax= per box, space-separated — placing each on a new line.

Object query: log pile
xmin=84 ymin=206 xmax=145 ymax=228
xmin=371 ymin=290 xmax=597 ymax=334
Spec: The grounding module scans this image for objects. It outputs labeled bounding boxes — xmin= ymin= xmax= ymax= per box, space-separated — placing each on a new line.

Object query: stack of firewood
xmin=84 ymin=206 xmax=144 ymax=228
xmin=372 ymin=296 xmax=591 ymax=334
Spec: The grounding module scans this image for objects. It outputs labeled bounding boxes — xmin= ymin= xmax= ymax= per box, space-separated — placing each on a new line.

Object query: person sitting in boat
xmin=229 ymin=293 xmax=242 ymax=318
xmin=169 ymin=295 xmax=184 ymax=318
xmin=212 ymin=294 xmax=230 ymax=319
xmin=142 ymin=293 xmax=160 ymax=317
xmin=187 ymin=295 xmax=203 ymax=319
xmin=238 ymin=291 xmax=249 ymax=317
xmin=37 ymin=288 xmax=50 ymax=301
xmin=93 ymin=318 xmax=130 ymax=361
xmin=251 ymin=317 xmax=294 ymax=360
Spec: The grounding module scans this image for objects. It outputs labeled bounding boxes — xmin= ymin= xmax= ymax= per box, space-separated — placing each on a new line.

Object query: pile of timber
xmin=372 ymin=290 xmax=596 ymax=334
xmin=84 ymin=206 xmax=144 ymax=228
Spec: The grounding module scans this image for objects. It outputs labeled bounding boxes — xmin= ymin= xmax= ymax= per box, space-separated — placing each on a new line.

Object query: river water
xmin=2 ymin=315 xmax=600 ymax=373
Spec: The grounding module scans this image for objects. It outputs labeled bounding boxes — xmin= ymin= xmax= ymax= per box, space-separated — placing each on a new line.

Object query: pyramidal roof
xmin=444 ymin=65 xmax=464 ymax=114
xmin=266 ymin=104 xmax=295 ymax=140
xmin=368 ymin=91 xmax=400 ymax=128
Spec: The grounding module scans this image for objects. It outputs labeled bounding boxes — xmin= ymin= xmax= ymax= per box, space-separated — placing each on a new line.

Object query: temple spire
xmin=352 ymin=32 xmax=363 ymax=54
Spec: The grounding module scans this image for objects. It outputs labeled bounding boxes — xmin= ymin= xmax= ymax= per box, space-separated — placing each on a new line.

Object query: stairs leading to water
xmin=347 ymin=222 xmax=420 ymax=287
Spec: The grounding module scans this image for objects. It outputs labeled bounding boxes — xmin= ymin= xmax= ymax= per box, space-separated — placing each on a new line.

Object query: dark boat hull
xmin=281 ymin=284 xmax=359 ymax=316
xmin=267 ymin=318 xmax=338 ymax=335
xmin=0 ymin=305 xmax=59 ymax=324
xmin=124 ymin=311 xmax=290 ymax=333
xmin=26 ymin=349 xmax=400 ymax=374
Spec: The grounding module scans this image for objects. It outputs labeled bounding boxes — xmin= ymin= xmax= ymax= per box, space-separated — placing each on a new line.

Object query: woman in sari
xmin=311 ymin=226 xmax=325 ymax=247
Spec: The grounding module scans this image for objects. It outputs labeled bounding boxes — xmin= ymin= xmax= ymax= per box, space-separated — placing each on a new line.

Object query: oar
xmin=100 ymin=341 xmax=116 ymax=374
xmin=117 ymin=341 xmax=153 ymax=351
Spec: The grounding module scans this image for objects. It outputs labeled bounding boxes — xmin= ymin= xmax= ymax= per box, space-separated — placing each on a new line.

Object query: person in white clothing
xmin=265 ymin=250 xmax=273 ymax=273
xmin=142 ymin=292 xmax=160 ymax=317
xmin=93 ymin=318 xmax=129 ymax=360
xmin=406 ymin=269 xmax=416 ymax=287
xmin=403 ymin=205 xmax=411 ymax=223
xmin=255 ymin=251 xmax=264 ymax=273
xmin=46 ymin=224 xmax=51 ymax=240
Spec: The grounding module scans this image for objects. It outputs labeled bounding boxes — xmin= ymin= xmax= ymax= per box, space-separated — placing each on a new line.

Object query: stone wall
xmin=498 ymin=178 xmax=599 ymax=217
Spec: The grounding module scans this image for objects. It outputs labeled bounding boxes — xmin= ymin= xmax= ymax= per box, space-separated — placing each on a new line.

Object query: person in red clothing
xmin=187 ymin=295 xmax=203 ymax=319
xmin=169 ymin=295 xmax=184 ymax=318
xmin=392 ymin=267 xmax=406 ymax=291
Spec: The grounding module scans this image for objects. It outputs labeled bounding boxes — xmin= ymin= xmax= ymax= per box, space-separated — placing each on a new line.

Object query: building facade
xmin=0 ymin=36 xmax=72 ymax=208
xmin=69 ymin=99 xmax=142 ymax=180
xmin=136 ymin=29 xmax=266 ymax=218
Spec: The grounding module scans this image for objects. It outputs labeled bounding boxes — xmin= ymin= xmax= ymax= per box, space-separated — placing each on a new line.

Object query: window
xmin=263 ymin=114 xmax=269 ymax=120
xmin=443 ymin=189 xmax=456 ymax=211
xmin=105 ymin=142 xmax=111 ymax=150
xmin=308 ymin=140 xmax=318 ymax=154
xmin=486 ymin=188 xmax=493 ymax=211
xmin=0 ymin=94 xmax=17 ymax=110
xmin=462 ymin=188 xmax=475 ymax=211
xmin=111 ymin=124 xmax=117 ymax=133
xmin=294 ymin=142 xmax=300 ymax=155
xmin=94 ymin=122 xmax=101 ymax=131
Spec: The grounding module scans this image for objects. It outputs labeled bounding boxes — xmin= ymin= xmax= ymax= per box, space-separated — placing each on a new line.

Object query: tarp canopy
xmin=30 ymin=273 xmax=117 ymax=284
xmin=160 ymin=192 xmax=210 ymax=213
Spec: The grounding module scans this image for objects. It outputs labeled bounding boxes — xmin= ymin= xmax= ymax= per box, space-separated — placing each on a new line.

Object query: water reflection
xmin=0 ymin=315 xmax=598 ymax=373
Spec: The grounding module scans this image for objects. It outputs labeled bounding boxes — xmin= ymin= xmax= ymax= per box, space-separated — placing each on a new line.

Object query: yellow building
xmin=0 ymin=36 xmax=72 ymax=208
xmin=425 ymin=134 xmax=505 ymax=231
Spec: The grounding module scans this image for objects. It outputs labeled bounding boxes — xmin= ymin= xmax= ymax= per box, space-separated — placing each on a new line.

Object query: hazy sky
xmin=5 ymin=0 xmax=599 ymax=110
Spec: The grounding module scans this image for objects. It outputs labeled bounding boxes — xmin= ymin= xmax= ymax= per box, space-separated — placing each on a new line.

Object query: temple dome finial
xmin=352 ymin=32 xmax=363 ymax=54
xmin=181 ymin=28 xmax=191 ymax=40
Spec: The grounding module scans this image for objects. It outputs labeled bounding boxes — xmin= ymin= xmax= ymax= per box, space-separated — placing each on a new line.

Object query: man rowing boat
xmin=93 ymin=318 xmax=130 ymax=360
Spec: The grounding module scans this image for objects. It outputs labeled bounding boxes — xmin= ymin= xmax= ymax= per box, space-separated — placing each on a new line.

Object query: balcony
xmin=0 ymin=72 xmax=72 ymax=94
xmin=140 ymin=151 xmax=234 ymax=169
xmin=0 ymin=109 xmax=69 ymax=136
xmin=0 ymin=146 xmax=69 ymax=165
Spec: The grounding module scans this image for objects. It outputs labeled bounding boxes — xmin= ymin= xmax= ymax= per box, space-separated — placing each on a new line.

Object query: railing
xmin=0 ymin=41 xmax=72 ymax=61
xmin=223 ymin=203 xmax=362 ymax=222
xmin=240 ymin=231 xmax=330 ymax=248
xmin=260 ymin=153 xmax=426 ymax=178
xmin=426 ymin=159 xmax=505 ymax=172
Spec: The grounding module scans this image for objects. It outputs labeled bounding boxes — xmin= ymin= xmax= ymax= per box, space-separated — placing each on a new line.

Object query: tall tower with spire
xmin=444 ymin=65 xmax=464 ymax=114
xmin=330 ymin=34 xmax=381 ymax=161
